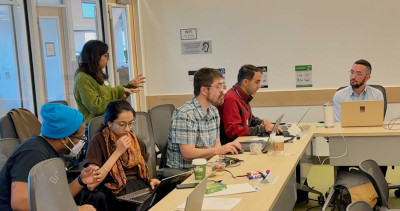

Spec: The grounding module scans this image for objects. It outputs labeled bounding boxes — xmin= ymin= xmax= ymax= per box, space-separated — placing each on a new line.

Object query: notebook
xmin=184 ymin=176 xmax=208 ymax=211
xmin=341 ymin=100 xmax=384 ymax=127
xmin=117 ymin=171 xmax=192 ymax=206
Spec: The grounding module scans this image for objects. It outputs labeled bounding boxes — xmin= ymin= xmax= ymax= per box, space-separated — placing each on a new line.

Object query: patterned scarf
xmin=102 ymin=127 xmax=150 ymax=194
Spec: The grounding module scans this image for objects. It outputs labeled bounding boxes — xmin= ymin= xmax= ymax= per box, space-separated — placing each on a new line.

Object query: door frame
xmin=106 ymin=2 xmax=141 ymax=110
xmin=26 ymin=1 xmax=75 ymax=114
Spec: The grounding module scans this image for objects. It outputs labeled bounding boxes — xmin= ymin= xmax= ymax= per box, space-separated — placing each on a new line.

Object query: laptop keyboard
xmin=130 ymin=192 xmax=152 ymax=202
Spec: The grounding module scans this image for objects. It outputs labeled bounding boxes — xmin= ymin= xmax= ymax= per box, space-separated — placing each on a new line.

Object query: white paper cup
xmin=272 ymin=136 xmax=285 ymax=151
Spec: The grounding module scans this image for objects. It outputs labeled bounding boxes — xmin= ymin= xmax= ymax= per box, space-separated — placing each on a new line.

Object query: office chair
xmin=148 ymin=104 xmax=175 ymax=156
xmin=346 ymin=200 xmax=373 ymax=211
xmin=337 ymin=85 xmax=387 ymax=117
xmin=28 ymin=158 xmax=79 ymax=211
xmin=134 ymin=112 xmax=158 ymax=178
xmin=0 ymin=138 xmax=19 ymax=170
xmin=87 ymin=115 xmax=105 ymax=143
xmin=134 ymin=112 xmax=187 ymax=179
xmin=0 ymin=114 xmax=18 ymax=139
xmin=0 ymin=108 xmax=41 ymax=142
xmin=359 ymin=159 xmax=400 ymax=209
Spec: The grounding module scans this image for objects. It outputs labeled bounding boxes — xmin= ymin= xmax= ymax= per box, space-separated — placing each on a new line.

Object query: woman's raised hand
xmin=129 ymin=74 xmax=146 ymax=87
xmin=115 ymin=135 xmax=131 ymax=155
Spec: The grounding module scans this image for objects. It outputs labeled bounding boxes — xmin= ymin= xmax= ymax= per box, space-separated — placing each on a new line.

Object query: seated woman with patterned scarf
xmin=80 ymin=99 xmax=160 ymax=211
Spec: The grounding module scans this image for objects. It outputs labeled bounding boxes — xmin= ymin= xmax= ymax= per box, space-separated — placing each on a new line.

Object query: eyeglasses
xmin=205 ymin=83 xmax=224 ymax=90
xmin=114 ymin=120 xmax=136 ymax=129
xmin=103 ymin=53 xmax=110 ymax=58
xmin=69 ymin=135 xmax=87 ymax=142
xmin=349 ymin=70 xmax=368 ymax=77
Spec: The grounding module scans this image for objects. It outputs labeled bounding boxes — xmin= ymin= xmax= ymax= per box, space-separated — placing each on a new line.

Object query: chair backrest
xmin=359 ymin=159 xmax=389 ymax=208
xmin=346 ymin=200 xmax=373 ymax=211
xmin=47 ymin=100 xmax=68 ymax=106
xmin=28 ymin=158 xmax=78 ymax=211
xmin=1 ymin=108 xmax=41 ymax=142
xmin=0 ymin=138 xmax=19 ymax=170
xmin=87 ymin=115 xmax=105 ymax=143
xmin=337 ymin=85 xmax=387 ymax=117
xmin=148 ymin=104 xmax=175 ymax=152
xmin=133 ymin=112 xmax=157 ymax=178
xmin=0 ymin=114 xmax=18 ymax=140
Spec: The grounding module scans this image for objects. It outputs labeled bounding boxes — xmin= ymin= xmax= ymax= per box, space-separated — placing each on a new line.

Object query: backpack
xmin=334 ymin=170 xmax=378 ymax=211
xmin=335 ymin=185 xmax=352 ymax=211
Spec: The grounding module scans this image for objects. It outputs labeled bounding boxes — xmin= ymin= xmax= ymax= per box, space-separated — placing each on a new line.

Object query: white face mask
xmin=65 ymin=137 xmax=85 ymax=157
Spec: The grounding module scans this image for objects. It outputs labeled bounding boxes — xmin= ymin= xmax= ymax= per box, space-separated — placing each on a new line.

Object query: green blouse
xmin=74 ymin=72 xmax=135 ymax=124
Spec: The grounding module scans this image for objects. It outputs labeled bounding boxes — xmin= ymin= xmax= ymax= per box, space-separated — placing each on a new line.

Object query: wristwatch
xmin=78 ymin=175 xmax=87 ymax=187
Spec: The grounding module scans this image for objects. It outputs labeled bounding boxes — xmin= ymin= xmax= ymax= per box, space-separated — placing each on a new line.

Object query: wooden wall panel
xmin=146 ymin=86 xmax=400 ymax=110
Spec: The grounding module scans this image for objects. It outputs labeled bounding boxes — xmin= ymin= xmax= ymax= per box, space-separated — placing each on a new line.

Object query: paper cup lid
xmin=192 ymin=158 xmax=207 ymax=165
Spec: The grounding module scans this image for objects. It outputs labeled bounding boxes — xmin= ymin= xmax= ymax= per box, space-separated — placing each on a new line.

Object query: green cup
xmin=192 ymin=158 xmax=207 ymax=180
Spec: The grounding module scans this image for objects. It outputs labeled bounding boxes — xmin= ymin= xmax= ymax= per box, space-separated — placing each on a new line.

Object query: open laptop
xmin=184 ymin=176 xmax=208 ymax=211
xmin=241 ymin=114 xmax=285 ymax=152
xmin=117 ymin=171 xmax=192 ymax=206
xmin=341 ymin=100 xmax=384 ymax=127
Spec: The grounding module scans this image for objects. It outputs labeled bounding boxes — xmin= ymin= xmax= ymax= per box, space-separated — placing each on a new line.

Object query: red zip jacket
xmin=218 ymin=84 xmax=265 ymax=145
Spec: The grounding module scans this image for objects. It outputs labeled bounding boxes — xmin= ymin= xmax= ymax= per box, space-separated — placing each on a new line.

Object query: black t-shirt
xmin=0 ymin=136 xmax=59 ymax=210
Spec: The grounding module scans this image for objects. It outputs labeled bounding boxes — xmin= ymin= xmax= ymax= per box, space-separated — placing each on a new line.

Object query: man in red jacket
xmin=218 ymin=64 xmax=281 ymax=144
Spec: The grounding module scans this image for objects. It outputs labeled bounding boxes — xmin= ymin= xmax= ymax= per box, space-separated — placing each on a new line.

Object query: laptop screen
xmin=184 ymin=176 xmax=208 ymax=211
xmin=270 ymin=114 xmax=284 ymax=135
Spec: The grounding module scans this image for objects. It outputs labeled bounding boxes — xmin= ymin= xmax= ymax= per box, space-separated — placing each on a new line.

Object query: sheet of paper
xmin=205 ymin=183 xmax=257 ymax=197
xmin=177 ymin=198 xmax=242 ymax=210
xmin=259 ymin=174 xmax=279 ymax=184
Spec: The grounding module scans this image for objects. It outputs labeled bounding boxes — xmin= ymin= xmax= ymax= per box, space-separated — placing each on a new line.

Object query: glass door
xmin=109 ymin=5 xmax=137 ymax=109
xmin=0 ymin=1 xmax=33 ymax=117
xmin=37 ymin=7 xmax=68 ymax=103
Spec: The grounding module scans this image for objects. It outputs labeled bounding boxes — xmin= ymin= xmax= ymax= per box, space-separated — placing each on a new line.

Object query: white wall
xmin=137 ymin=0 xmax=400 ymax=121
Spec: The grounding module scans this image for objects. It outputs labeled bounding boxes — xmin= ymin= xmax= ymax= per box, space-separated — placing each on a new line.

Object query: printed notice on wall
xmin=45 ymin=42 xmax=56 ymax=57
xmin=180 ymin=28 xmax=197 ymax=40
xmin=182 ymin=40 xmax=212 ymax=55
xmin=295 ymin=65 xmax=312 ymax=87
xmin=258 ymin=66 xmax=268 ymax=88
xmin=188 ymin=70 xmax=197 ymax=81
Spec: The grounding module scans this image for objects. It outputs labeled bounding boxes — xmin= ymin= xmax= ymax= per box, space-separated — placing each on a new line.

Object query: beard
xmin=208 ymin=93 xmax=224 ymax=106
xmin=350 ymin=77 xmax=366 ymax=89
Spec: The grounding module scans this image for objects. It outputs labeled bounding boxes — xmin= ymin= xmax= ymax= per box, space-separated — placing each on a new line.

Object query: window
xmin=81 ymin=2 xmax=95 ymax=18
xmin=0 ymin=2 xmax=33 ymax=117
xmin=35 ymin=0 xmax=62 ymax=4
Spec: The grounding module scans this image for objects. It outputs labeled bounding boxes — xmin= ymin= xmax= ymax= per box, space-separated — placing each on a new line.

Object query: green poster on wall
xmin=295 ymin=65 xmax=312 ymax=87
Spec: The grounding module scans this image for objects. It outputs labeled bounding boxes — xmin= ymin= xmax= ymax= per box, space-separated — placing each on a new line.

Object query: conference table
xmin=150 ymin=122 xmax=400 ymax=210
xmin=150 ymin=123 xmax=316 ymax=211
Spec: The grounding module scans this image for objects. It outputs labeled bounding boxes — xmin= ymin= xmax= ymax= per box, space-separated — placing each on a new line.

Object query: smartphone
xmin=176 ymin=183 xmax=199 ymax=189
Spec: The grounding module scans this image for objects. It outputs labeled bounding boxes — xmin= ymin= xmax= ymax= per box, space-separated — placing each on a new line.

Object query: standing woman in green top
xmin=74 ymin=40 xmax=145 ymax=125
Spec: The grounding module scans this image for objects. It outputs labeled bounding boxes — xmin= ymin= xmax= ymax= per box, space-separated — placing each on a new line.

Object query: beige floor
xmin=293 ymin=165 xmax=400 ymax=211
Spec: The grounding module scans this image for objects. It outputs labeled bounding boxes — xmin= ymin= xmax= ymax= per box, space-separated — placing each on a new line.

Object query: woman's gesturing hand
xmin=129 ymin=74 xmax=146 ymax=87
